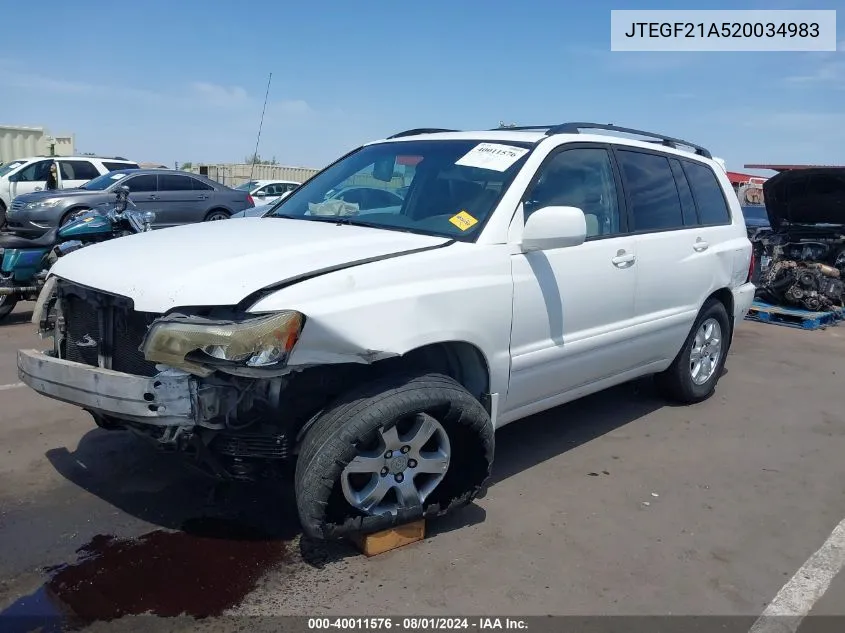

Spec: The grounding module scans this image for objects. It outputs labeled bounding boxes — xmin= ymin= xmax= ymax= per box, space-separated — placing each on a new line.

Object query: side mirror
xmin=254 ymin=192 xmax=266 ymax=198
xmin=521 ymin=205 xmax=587 ymax=252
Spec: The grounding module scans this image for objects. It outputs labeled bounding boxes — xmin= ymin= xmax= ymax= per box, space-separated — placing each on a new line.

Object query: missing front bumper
xmin=17 ymin=348 xmax=197 ymax=427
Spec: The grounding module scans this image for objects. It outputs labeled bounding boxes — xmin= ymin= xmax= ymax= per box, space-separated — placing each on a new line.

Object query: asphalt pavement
xmin=1 ymin=301 xmax=844 ymax=632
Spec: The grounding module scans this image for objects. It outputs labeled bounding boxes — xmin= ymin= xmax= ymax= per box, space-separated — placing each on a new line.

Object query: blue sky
xmin=0 ymin=0 xmax=841 ymax=175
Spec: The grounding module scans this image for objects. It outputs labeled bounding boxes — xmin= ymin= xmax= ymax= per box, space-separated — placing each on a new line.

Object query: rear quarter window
xmin=104 ymin=161 xmax=139 ymax=171
xmin=682 ymin=161 xmax=731 ymax=225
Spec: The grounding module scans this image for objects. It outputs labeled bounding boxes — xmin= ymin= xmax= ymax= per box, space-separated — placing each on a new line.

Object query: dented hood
xmin=763 ymin=167 xmax=845 ymax=231
xmin=49 ymin=217 xmax=451 ymax=312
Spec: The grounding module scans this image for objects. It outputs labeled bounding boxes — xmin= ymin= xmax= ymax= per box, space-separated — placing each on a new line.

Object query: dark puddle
xmin=0 ymin=517 xmax=294 ymax=631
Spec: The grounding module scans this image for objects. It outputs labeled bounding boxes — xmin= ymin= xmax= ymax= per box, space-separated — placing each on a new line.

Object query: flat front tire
xmin=294 ymin=371 xmax=494 ymax=540
xmin=655 ymin=298 xmax=731 ymax=404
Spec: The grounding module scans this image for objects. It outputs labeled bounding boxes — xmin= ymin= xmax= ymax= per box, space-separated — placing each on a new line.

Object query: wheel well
xmin=61 ymin=207 xmax=89 ymax=223
xmin=706 ymin=287 xmax=735 ymax=341
xmin=284 ymin=342 xmax=492 ymax=443
xmin=389 ymin=341 xmax=490 ymax=401
xmin=205 ymin=207 xmax=230 ymax=219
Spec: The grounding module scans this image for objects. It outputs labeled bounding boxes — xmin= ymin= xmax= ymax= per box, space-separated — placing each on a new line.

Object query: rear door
xmin=190 ymin=176 xmax=217 ymax=218
xmin=614 ymin=147 xmax=727 ymax=365
xmin=58 ymin=159 xmax=102 ymax=189
xmin=155 ymin=174 xmax=200 ymax=225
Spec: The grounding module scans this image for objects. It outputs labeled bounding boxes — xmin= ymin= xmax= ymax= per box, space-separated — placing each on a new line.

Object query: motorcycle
xmin=0 ymin=185 xmax=155 ymax=321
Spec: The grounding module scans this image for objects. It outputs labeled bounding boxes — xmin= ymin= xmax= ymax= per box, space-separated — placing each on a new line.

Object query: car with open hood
xmin=753 ymin=167 xmax=845 ymax=311
xmin=18 ymin=122 xmax=755 ymax=540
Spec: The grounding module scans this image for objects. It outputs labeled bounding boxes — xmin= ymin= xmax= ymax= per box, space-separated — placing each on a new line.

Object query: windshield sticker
xmin=454 ymin=143 xmax=529 ymax=172
xmin=110 ymin=173 xmax=127 ymax=180
xmin=448 ymin=210 xmax=479 ymax=231
xmin=307 ymin=199 xmax=359 ymax=217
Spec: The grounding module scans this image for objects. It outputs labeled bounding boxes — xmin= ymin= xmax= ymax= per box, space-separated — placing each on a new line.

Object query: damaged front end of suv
xmin=24 ymin=276 xmax=370 ymax=483
xmin=751 ymin=168 xmax=845 ymax=311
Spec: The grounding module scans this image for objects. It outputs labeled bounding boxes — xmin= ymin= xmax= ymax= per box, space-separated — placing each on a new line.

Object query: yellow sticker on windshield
xmin=449 ymin=210 xmax=478 ymax=231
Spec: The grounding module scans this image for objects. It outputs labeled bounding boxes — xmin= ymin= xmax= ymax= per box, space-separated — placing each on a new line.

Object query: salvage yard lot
xmin=1 ymin=303 xmax=845 ymax=627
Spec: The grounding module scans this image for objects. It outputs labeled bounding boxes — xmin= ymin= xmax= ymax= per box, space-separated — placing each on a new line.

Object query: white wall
xmin=0 ymin=125 xmax=76 ymax=162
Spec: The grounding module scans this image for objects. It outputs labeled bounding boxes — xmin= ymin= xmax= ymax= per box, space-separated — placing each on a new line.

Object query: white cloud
xmin=190 ymin=82 xmax=250 ymax=107
xmin=0 ymin=62 xmax=313 ymax=116
xmin=785 ymin=59 xmax=845 ymax=84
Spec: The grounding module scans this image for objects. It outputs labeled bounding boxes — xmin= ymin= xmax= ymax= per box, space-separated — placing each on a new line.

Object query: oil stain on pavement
xmin=0 ymin=516 xmax=294 ymax=631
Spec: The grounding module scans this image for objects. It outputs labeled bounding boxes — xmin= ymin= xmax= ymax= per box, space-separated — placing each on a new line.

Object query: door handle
xmin=693 ymin=238 xmax=709 ymax=252
xmin=34 ymin=187 xmax=42 ymax=191
xmin=611 ymin=251 xmax=636 ymax=268
xmin=147 ymin=194 xmax=159 ymax=200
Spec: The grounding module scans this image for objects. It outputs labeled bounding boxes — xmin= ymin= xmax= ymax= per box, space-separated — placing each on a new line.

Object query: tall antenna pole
xmin=249 ymin=72 xmax=273 ymax=183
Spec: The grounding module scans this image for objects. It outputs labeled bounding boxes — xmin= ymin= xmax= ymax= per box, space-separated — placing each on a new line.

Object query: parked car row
xmin=6 ymin=169 xmax=258 ymax=235
xmin=0 ymin=155 xmax=140 ymax=227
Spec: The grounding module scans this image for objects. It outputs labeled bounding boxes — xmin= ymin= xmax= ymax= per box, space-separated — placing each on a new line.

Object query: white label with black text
xmin=455 ymin=143 xmax=529 ymax=172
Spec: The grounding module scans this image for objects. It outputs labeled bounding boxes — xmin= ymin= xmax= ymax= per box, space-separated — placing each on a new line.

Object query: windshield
xmin=265 ymin=139 xmax=533 ymax=240
xmin=235 ymin=181 xmax=259 ymax=191
xmin=82 ymin=172 xmax=130 ymax=191
xmin=0 ymin=161 xmax=26 ymax=178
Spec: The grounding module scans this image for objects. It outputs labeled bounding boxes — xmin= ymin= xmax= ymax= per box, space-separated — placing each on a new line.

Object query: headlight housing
xmin=142 ymin=311 xmax=304 ymax=375
xmin=25 ymin=199 xmax=62 ymax=210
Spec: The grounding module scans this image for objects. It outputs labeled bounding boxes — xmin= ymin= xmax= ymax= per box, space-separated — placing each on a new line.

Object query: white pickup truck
xmin=18 ymin=123 xmax=755 ymax=539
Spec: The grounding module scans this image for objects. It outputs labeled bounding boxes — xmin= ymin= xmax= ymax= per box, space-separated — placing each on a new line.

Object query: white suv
xmin=18 ymin=123 xmax=755 ymax=539
xmin=0 ymin=155 xmax=139 ymax=226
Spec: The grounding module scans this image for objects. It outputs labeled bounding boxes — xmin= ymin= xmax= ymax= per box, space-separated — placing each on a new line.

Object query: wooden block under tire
xmin=350 ymin=520 xmax=426 ymax=556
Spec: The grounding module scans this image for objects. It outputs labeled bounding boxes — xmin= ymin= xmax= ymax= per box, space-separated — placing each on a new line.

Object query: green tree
xmin=180 ymin=162 xmax=193 ymax=170
xmin=244 ymin=153 xmax=279 ymax=165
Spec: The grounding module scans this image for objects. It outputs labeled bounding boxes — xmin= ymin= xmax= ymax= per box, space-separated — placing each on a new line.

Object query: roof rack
xmin=387 ymin=128 xmax=459 ymax=139
xmin=490 ymin=124 xmax=559 ymax=131
xmin=544 ymin=122 xmax=712 ymax=158
xmin=386 ymin=123 xmax=712 ymax=159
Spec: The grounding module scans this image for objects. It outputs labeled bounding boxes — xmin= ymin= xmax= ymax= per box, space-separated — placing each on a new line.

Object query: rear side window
xmin=616 ymin=150 xmax=684 ymax=232
xmin=682 ymin=161 xmax=731 ymax=225
xmin=104 ymin=161 xmax=139 ymax=171
xmin=124 ymin=174 xmax=157 ymax=192
xmin=59 ymin=160 xmax=100 ymax=181
xmin=191 ymin=177 xmax=214 ymax=191
xmin=159 ymin=174 xmax=194 ymax=191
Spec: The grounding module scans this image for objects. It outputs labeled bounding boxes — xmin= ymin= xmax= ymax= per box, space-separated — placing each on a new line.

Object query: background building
xmin=186 ymin=163 xmax=321 ymax=188
xmin=0 ymin=125 xmax=75 ymax=162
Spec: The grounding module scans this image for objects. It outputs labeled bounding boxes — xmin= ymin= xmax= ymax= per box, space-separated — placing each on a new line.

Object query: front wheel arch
xmin=60 ymin=207 xmax=91 ymax=226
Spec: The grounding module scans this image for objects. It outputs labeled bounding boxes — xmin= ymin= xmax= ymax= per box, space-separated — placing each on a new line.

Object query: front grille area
xmin=64 ymin=296 xmax=100 ymax=366
xmin=61 ymin=286 xmax=160 ymax=377
xmin=113 ymin=309 xmax=159 ymax=376
xmin=211 ymin=433 xmax=290 ymax=460
xmin=10 ymin=199 xmax=25 ymax=212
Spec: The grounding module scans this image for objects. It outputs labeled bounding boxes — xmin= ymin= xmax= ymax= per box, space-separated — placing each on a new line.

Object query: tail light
xmin=746 ymin=250 xmax=756 ymax=283
xmin=247 ymin=194 xmax=255 ymax=207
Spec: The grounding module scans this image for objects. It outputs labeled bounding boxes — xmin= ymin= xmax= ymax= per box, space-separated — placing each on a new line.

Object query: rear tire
xmin=654 ymin=298 xmax=731 ymax=404
xmin=204 ymin=209 xmax=230 ymax=221
xmin=295 ymin=371 xmax=494 ymax=540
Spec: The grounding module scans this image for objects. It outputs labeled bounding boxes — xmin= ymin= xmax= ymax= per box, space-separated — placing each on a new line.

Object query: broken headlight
xmin=142 ymin=311 xmax=304 ymax=374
